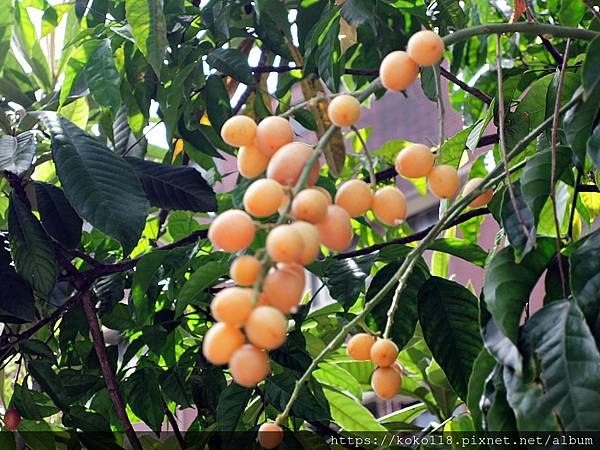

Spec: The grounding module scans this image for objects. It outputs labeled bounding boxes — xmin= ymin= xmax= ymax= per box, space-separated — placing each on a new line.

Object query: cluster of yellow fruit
xmin=347 ymin=334 xmax=403 ymax=400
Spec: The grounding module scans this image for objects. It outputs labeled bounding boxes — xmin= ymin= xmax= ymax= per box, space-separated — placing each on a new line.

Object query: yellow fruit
xmin=372 ymin=187 xmax=407 ymax=226
xmin=208 ymin=210 xmax=256 ymax=252
xmin=335 ymin=179 xmax=373 ymax=217
xmin=258 ymin=422 xmax=284 ymax=449
xmin=229 ymin=344 xmax=270 ymax=387
xmin=428 ymin=165 xmax=459 ymax=199
xmin=221 ymin=115 xmax=257 ymax=147
xmin=263 ymin=266 xmax=305 ymax=313
xmin=291 ymin=188 xmax=328 ymax=224
xmin=395 ymin=144 xmax=434 ymax=178
xmin=266 ymin=142 xmax=320 ymax=187
xmin=202 ymin=323 xmax=244 ymax=365
xmin=243 ymin=179 xmax=285 ymax=218
xmin=379 ymin=51 xmax=419 ymax=91
xmin=289 ymin=221 xmax=320 ymax=265
xmin=256 ymin=116 xmax=294 ymax=157
xmin=371 ymin=366 xmax=402 ymax=400
xmin=210 ymin=287 xmax=254 ymax=326
xmin=462 ymin=177 xmax=493 ymax=208
xmin=245 ymin=306 xmax=288 ymax=350
xmin=347 ymin=333 xmax=375 ymax=361
xmin=316 ymin=205 xmax=353 ymax=252
xmin=266 ymin=225 xmax=304 ymax=263
xmin=370 ymin=339 xmax=399 ymax=367
xmin=238 ymin=144 xmax=270 ymax=179
xmin=327 ymin=94 xmax=361 ymax=128
xmin=230 ymin=255 xmax=262 ymax=287
xmin=407 ymin=30 xmax=445 ymax=67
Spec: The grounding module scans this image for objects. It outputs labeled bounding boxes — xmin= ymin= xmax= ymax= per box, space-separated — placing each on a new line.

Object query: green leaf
xmin=500 ymin=181 xmax=536 ymax=261
xmin=428 ymin=237 xmax=488 ymax=267
xmin=366 ymin=260 xmax=429 ymax=351
xmin=45 ymin=115 xmax=149 ymax=254
xmin=84 ymin=40 xmax=121 ymax=114
xmin=484 ymin=367 xmax=518 ymax=431
xmin=317 ymin=18 xmax=341 ymax=93
xmin=270 ymin=330 xmax=312 ymax=372
xmin=559 ymin=0 xmax=587 ymax=26
xmin=437 ymin=125 xmax=474 ymax=169
xmin=265 ymin=373 xmax=331 ymax=421
xmin=483 ymin=237 xmax=556 ymax=344
xmin=339 ymin=0 xmax=376 ymax=32
xmin=481 ymin=315 xmax=523 ymax=374
xmin=125 ymin=0 xmax=167 ymax=77
xmin=520 ymin=145 xmax=573 ymax=224
xmin=523 ymin=301 xmax=600 ymax=430
xmin=0 ymin=1 xmax=13 ymax=72
xmin=565 ymin=86 xmax=600 ymax=164
xmin=467 ymin=349 xmax=496 ymax=431
xmin=124 ymin=157 xmax=217 ymax=212
xmin=420 ymin=66 xmax=437 ymax=102
xmin=323 ymin=253 xmax=377 ymax=310
xmin=8 ymin=193 xmax=58 ymax=297
xmin=177 ymin=261 xmax=229 ymax=316
xmin=313 ymin=363 xmax=362 ymax=400
xmin=19 ymin=339 xmax=55 ymax=362
xmin=0 ymin=132 xmax=35 ymax=175
xmin=323 ymin=387 xmax=385 ymax=432
xmin=34 ymin=182 xmax=82 ymax=249
xmin=466 ymin=100 xmax=494 ymax=152
xmin=378 ymin=402 xmax=428 ymax=426
xmin=569 ymin=228 xmax=600 ymax=342
xmin=59 ymin=39 xmax=102 ymax=107
xmin=583 ymin=36 xmax=600 ymax=100
xmin=216 ymin=383 xmax=253 ymax=432
xmin=417 ymin=276 xmax=483 ymax=400
xmin=206 ymin=48 xmax=256 ymax=86
xmin=204 ymin=75 xmax=233 ymax=133
xmin=27 ymin=360 xmax=69 ymax=411
xmin=587 ymin=123 xmax=600 ymax=171
xmin=0 ymin=239 xmax=34 ymax=321
xmin=124 ymin=367 xmax=164 ymax=434
xmin=130 ymin=249 xmax=169 ymax=325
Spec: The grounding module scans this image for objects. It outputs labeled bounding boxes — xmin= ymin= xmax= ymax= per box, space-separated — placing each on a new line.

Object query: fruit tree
xmin=0 ymin=0 xmax=599 ymax=449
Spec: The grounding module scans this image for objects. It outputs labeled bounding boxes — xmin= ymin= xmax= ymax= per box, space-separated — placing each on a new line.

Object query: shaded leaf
xmin=34 ymin=182 xmax=82 ymax=249
xmin=500 ymin=181 xmax=536 ymax=261
xmin=323 ymin=253 xmax=377 ymax=310
xmin=467 ymin=349 xmax=496 ymax=431
xmin=204 ymin=75 xmax=233 ymax=133
xmin=0 ymin=132 xmax=35 ymax=175
xmin=583 ymin=36 xmax=600 ymax=100
xmin=84 ymin=40 xmax=121 ymax=114
xmin=123 ymin=368 xmax=163 ymax=434
xmin=323 ymin=387 xmax=385 ymax=432
xmin=428 ymin=237 xmax=488 ymax=267
xmin=265 ymin=373 xmax=330 ymax=421
xmin=565 ymin=86 xmax=600 ymax=164
xmin=217 ymin=383 xmax=253 ymax=432
xmin=0 ymin=237 xmax=34 ymax=321
xmin=206 ymin=48 xmax=256 ymax=86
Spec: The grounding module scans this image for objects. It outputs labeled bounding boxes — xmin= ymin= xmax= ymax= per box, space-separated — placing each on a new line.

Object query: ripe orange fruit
xmin=291 ymin=188 xmax=328 ymax=224
xmin=407 ymin=30 xmax=445 ymax=67
xmin=314 ymin=186 xmax=333 ymax=205
xmin=258 ymin=422 xmax=284 ymax=449
xmin=316 ymin=205 xmax=353 ymax=251
xmin=379 ymin=51 xmax=419 ymax=91
xmin=371 ymin=366 xmax=403 ymax=400
xmin=221 ymin=115 xmax=257 ymax=147
xmin=462 ymin=177 xmax=493 ymax=208
xmin=208 ymin=210 xmax=256 ymax=252
xmin=238 ymin=144 xmax=270 ymax=179
xmin=230 ymin=255 xmax=262 ymax=287
xmin=395 ymin=144 xmax=434 ymax=178
xmin=3 ymin=408 xmax=20 ymax=431
xmin=245 ymin=306 xmax=288 ymax=350
xmin=370 ymin=339 xmax=399 ymax=367
xmin=229 ymin=344 xmax=270 ymax=387
xmin=347 ymin=333 xmax=375 ymax=361
xmin=266 ymin=142 xmax=320 ymax=187
xmin=263 ymin=266 xmax=304 ymax=313
xmin=335 ymin=179 xmax=373 ymax=217
xmin=243 ymin=179 xmax=284 ymax=218
xmin=210 ymin=287 xmax=254 ymax=327
xmin=256 ymin=116 xmax=294 ymax=157
xmin=202 ymin=322 xmax=245 ymax=365
xmin=428 ymin=165 xmax=459 ymax=199
xmin=265 ymin=225 xmax=304 ymax=263
xmin=372 ymin=187 xmax=407 ymax=226
xmin=277 ymin=262 xmax=306 ymax=284
xmin=327 ymin=94 xmax=361 ymax=128
xmin=289 ymin=221 xmax=320 ymax=265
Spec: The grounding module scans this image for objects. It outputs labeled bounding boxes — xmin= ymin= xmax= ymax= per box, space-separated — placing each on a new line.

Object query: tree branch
xmin=162 ymin=397 xmax=186 ymax=449
xmin=81 ymin=291 xmax=143 ymax=450
xmin=439 ymin=66 xmax=492 ymax=104
xmin=583 ymin=0 xmax=600 ymax=22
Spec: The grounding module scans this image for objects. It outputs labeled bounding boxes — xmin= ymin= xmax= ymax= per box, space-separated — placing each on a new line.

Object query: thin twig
xmin=439 ymin=66 xmax=493 ymax=104
xmin=350 ymin=125 xmax=377 ymax=188
xmin=550 ymin=39 xmax=571 ymax=299
xmin=433 ymin=64 xmax=445 ymax=146
xmin=495 ymin=34 xmax=535 ymax=246
xmin=583 ymin=0 xmax=600 ymax=22
xmin=568 ymin=169 xmax=583 ymax=239
xmin=162 ymin=397 xmax=186 ymax=449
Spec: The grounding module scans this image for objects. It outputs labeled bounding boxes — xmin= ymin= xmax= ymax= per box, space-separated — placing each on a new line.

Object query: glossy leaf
xmin=587 ymin=123 xmax=600 ymax=171
xmin=339 ymin=0 xmax=376 ymax=32
xmin=323 ymin=253 xmax=377 ymax=310
xmin=428 ymin=237 xmax=488 ymax=267
xmin=45 ymin=115 xmax=149 ymax=254
xmin=0 ymin=132 xmax=35 ymax=175
xmin=216 ymin=383 xmax=253 ymax=432
xmin=467 ymin=349 xmax=496 ymax=431
xmin=500 ymin=181 xmax=536 ymax=261
xmin=84 ymin=40 xmax=121 ymax=114
xmin=204 ymin=75 xmax=233 ymax=133
xmin=0 ymin=1 xmax=13 ymax=72
xmin=417 ymin=276 xmax=482 ymax=400
xmin=565 ymin=86 xmax=600 ymax=164
xmin=34 ymin=182 xmax=82 ymax=250
xmin=323 ymin=387 xmax=385 ymax=432
xmin=123 ymin=367 xmax=164 ymax=434
xmin=125 ymin=0 xmax=167 ymax=77
xmin=206 ymin=48 xmax=256 ymax=86
xmin=265 ymin=373 xmax=331 ymax=421
xmin=583 ymin=36 xmax=600 ymax=100
xmin=0 ymin=237 xmax=34 ymax=321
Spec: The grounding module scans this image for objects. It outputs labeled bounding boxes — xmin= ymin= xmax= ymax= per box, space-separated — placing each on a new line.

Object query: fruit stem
xmin=432 ymin=63 xmax=445 ymax=147
xmin=350 ymin=125 xmax=378 ymax=189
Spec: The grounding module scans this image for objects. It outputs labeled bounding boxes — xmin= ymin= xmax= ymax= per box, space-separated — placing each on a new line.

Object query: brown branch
xmin=583 ymin=0 xmax=600 ymax=22
xmin=439 ymin=66 xmax=492 ymax=104
xmin=81 ymin=291 xmax=143 ymax=450
xmin=162 ymin=397 xmax=185 ymax=449
xmin=550 ymin=39 xmax=571 ymax=299
xmin=578 ymin=184 xmax=599 ymax=192
xmin=568 ymin=169 xmax=583 ymax=239
xmin=335 ymin=207 xmax=490 ymax=259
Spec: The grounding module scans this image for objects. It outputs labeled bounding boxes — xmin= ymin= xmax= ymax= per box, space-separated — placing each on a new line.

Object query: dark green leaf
xmin=417 ymin=276 xmax=482 ymax=400
xmin=587 ymin=123 xmax=600 ymax=171
xmin=483 ymin=237 xmax=555 ymax=344
xmin=467 ymin=349 xmax=496 ymax=431
xmin=0 ymin=237 xmax=34 ymax=321
xmin=323 ymin=253 xmax=377 ymax=310
xmin=123 ymin=368 xmax=163 ymax=434
xmin=124 ymin=157 xmax=216 ymax=212
xmin=204 ymin=75 xmax=233 ymax=133
xmin=437 ymin=125 xmax=473 ymax=169
xmin=130 ymin=249 xmax=168 ymax=325
xmin=366 ymin=260 xmax=429 ymax=351
xmin=84 ymin=40 xmax=121 ymax=114
xmin=559 ymin=0 xmax=587 ymax=27
xmin=8 ymin=193 xmax=58 ymax=297
xmin=45 ymin=115 xmax=149 ymax=254
xmin=317 ymin=19 xmax=341 ymax=93
xmin=177 ymin=261 xmax=229 ymax=316
xmin=484 ymin=367 xmax=518 ymax=431
xmin=583 ymin=36 xmax=600 ymax=100
xmin=420 ymin=66 xmax=437 ymax=102
xmin=217 ymin=383 xmax=253 ymax=432
xmin=270 ymin=331 xmax=312 ymax=372
xmin=523 ymin=301 xmax=600 ymax=430
xmin=265 ymin=373 xmax=331 ymax=421
xmin=0 ymin=132 xmax=35 ymax=175
xmin=125 ymin=0 xmax=167 ymax=77
xmin=481 ymin=315 xmax=523 ymax=374
xmin=428 ymin=237 xmax=488 ymax=267
xmin=27 ymin=360 xmax=69 ymax=411
xmin=500 ymin=181 xmax=536 ymax=261
xmin=565 ymin=85 xmax=600 ymax=164
xmin=34 ymin=182 xmax=82 ymax=249
xmin=339 ymin=0 xmax=376 ymax=32
xmin=19 ymin=339 xmax=55 ymax=362
xmin=206 ymin=48 xmax=256 ymax=86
